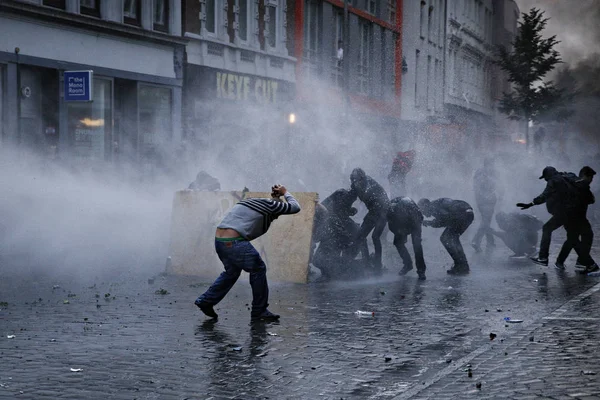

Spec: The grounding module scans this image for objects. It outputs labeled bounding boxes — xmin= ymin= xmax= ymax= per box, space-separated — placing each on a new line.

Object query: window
xmin=43 ymin=0 xmax=65 ymax=9
xmin=239 ymin=0 xmax=248 ymax=41
xmin=80 ymin=0 xmax=100 ymax=17
xmin=138 ymin=85 xmax=172 ymax=164
xmin=267 ymin=4 xmax=277 ymax=48
xmin=203 ymin=0 xmax=216 ymax=34
xmin=153 ymin=0 xmax=169 ymax=32
xmin=387 ymin=0 xmax=396 ymax=24
xmin=427 ymin=55 xmax=432 ymax=110
xmin=68 ymin=78 xmax=113 ymax=161
xmin=123 ymin=0 xmax=141 ymax=25
xmin=332 ymin=9 xmax=343 ymax=87
xmin=438 ymin=0 xmax=444 ymax=45
xmin=419 ymin=1 xmax=426 ymax=39
xmin=358 ymin=21 xmax=371 ymax=94
xmin=415 ymin=50 xmax=420 ymax=106
xmin=258 ymin=1 xmax=266 ymax=50
xmin=368 ymin=0 xmax=376 ymax=15
xmin=303 ymin=0 xmax=320 ymax=79
xmin=428 ymin=5 xmax=434 ymax=42
xmin=227 ymin=0 xmax=235 ymax=43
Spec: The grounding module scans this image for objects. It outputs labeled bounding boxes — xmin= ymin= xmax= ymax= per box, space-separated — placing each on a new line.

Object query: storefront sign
xmin=64 ymin=70 xmax=93 ymax=102
xmin=185 ymin=65 xmax=294 ymax=106
xmin=216 ymin=72 xmax=279 ymax=104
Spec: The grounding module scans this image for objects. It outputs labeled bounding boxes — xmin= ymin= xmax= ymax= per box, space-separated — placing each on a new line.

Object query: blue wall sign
xmin=64 ymin=70 xmax=93 ymax=102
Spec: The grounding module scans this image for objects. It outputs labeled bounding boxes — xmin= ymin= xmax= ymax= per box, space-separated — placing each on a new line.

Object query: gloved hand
xmin=516 ymin=202 xmax=534 ymax=210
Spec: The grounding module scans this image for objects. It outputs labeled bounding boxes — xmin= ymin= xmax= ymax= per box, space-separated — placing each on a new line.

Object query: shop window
xmin=80 ymin=0 xmax=101 ymax=18
xmin=153 ymin=0 xmax=169 ymax=33
xmin=138 ymin=85 xmax=172 ymax=165
xmin=67 ymin=78 xmax=113 ymax=161
xmin=203 ymin=0 xmax=217 ymax=34
xmin=43 ymin=0 xmax=66 ymax=9
xmin=124 ymin=0 xmax=141 ymax=25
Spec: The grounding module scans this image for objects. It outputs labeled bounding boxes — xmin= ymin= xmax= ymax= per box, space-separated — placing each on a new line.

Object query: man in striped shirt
xmin=195 ymin=184 xmax=301 ymax=322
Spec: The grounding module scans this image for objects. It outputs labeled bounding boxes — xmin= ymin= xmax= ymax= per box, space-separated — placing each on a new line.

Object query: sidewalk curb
xmin=391 ymin=282 xmax=600 ymax=400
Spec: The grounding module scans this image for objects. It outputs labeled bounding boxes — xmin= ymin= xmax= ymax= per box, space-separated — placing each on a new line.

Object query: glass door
xmin=67 ymin=77 xmax=113 ymax=161
xmin=138 ymin=84 xmax=172 ymax=168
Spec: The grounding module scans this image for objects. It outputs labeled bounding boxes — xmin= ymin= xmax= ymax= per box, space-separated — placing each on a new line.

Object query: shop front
xmin=0 ymin=11 xmax=184 ymax=169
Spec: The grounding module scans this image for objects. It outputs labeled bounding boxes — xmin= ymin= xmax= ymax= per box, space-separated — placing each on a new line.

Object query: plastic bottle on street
xmin=587 ymin=271 xmax=600 ymax=277
xmin=355 ymin=310 xmax=375 ymax=317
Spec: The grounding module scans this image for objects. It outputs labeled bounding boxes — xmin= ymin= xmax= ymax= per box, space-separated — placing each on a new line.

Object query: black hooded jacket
xmin=426 ymin=198 xmax=473 ymax=227
xmin=562 ymin=173 xmax=595 ymax=218
xmin=532 ymin=167 xmax=575 ymax=215
xmin=350 ymin=176 xmax=390 ymax=212
xmin=387 ymin=197 xmax=423 ymax=234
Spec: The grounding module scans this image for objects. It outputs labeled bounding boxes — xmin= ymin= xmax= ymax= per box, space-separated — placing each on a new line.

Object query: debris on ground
xmin=380 ymin=289 xmax=386 ymax=295
xmin=63 ymin=300 xmax=70 ymax=304
xmin=155 ymin=288 xmax=169 ymax=295
xmin=7 ymin=335 xmax=16 ymax=339
xmin=354 ymin=310 xmax=375 ymax=317
xmin=232 ymin=347 xmax=242 ymax=351
xmin=0 ymin=302 xmax=8 ymax=307
xmin=504 ymin=317 xmax=523 ymax=323
xmin=529 ymin=336 xmax=534 ymax=342
xmin=489 ymin=333 xmax=497 ymax=341
xmin=384 ymin=356 xmax=392 ymax=362
xmin=476 ymin=382 xmax=482 ymax=389
xmin=581 ymin=370 xmax=596 ymax=375
xmin=52 ymin=285 xmax=60 ymax=290
xmin=70 ymin=368 xmax=83 ymax=372
xmin=267 ymin=332 xmax=278 ymax=336
xmin=148 ymin=278 xmax=155 ymax=284
xmin=67 ymin=293 xmax=76 ymax=298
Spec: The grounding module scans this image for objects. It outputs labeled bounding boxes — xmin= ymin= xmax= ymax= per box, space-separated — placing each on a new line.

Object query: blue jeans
xmin=197 ymin=240 xmax=269 ymax=315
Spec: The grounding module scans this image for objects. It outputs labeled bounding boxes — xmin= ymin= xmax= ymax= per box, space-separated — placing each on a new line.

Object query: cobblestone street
xmin=1 ymin=233 xmax=600 ymax=399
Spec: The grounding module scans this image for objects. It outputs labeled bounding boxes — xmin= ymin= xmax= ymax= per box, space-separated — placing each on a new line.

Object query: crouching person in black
xmin=388 ymin=197 xmax=427 ymax=280
xmin=312 ymin=189 xmax=363 ymax=279
xmin=418 ymin=198 xmax=475 ymax=275
xmin=492 ymin=212 xmax=543 ymax=258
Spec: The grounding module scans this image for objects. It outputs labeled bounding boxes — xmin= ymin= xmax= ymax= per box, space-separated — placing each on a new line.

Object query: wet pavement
xmin=1 ymin=232 xmax=600 ymax=399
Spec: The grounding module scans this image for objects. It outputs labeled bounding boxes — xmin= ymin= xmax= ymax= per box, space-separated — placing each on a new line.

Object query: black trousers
xmin=472 ymin=204 xmax=495 ymax=248
xmin=391 ymin=225 xmax=426 ymax=274
xmin=539 ymin=215 xmax=565 ymax=260
xmin=556 ymin=217 xmax=595 ymax=266
xmin=441 ymin=212 xmax=474 ymax=269
xmin=356 ymin=209 xmax=388 ymax=269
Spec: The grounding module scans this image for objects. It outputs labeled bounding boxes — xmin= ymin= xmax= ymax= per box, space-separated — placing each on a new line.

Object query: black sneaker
xmin=417 ymin=273 xmax=426 ymax=281
xmin=574 ymin=261 xmax=586 ymax=270
xmin=530 ymin=256 xmax=549 ymax=266
xmin=251 ymin=309 xmax=280 ymax=322
xmin=447 ymin=267 xmax=469 ymax=275
xmin=554 ymin=262 xmax=566 ymax=271
xmin=195 ymin=300 xmax=218 ymax=319
xmin=583 ymin=263 xmax=600 ymax=274
xmin=399 ymin=266 xmax=413 ymax=276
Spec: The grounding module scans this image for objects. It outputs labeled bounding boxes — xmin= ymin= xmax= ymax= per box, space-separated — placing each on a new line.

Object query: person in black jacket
xmin=492 ymin=212 xmax=543 ymax=257
xmin=388 ymin=197 xmax=427 ymax=280
xmin=555 ymin=166 xmax=598 ymax=273
xmin=418 ymin=198 xmax=474 ymax=275
xmin=350 ymin=168 xmax=390 ymax=273
xmin=517 ymin=166 xmax=574 ymax=266
xmin=471 ymin=158 xmax=497 ymax=253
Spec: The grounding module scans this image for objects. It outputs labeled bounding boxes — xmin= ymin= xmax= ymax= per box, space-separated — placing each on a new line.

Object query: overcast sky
xmin=514 ymin=0 xmax=600 ymax=65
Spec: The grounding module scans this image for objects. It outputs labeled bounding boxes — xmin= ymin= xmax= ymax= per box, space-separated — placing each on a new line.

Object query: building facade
xmin=292 ymin=0 xmax=402 ymax=136
xmin=181 ymin=0 xmax=296 ymax=151
xmin=400 ymin=0 xmax=446 ymax=123
xmin=491 ymin=0 xmax=523 ymax=143
xmin=444 ymin=0 xmax=495 ymax=149
xmin=0 ymin=0 xmax=185 ymax=168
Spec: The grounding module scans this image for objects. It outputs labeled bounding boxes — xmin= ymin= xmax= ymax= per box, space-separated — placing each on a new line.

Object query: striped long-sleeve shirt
xmin=217 ymin=192 xmax=301 ymax=240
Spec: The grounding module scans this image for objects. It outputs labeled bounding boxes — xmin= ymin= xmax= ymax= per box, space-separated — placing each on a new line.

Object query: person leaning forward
xmin=195 ymin=184 xmax=301 ymax=322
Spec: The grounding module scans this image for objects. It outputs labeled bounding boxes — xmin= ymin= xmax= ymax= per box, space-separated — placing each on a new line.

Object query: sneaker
xmin=554 ymin=262 xmax=566 ymax=271
xmin=195 ymin=299 xmax=218 ymax=319
xmin=583 ymin=263 xmax=600 ymax=274
xmin=399 ymin=266 xmax=413 ymax=276
xmin=447 ymin=266 xmax=469 ymax=275
xmin=574 ymin=261 xmax=586 ymax=270
xmin=417 ymin=273 xmax=426 ymax=281
xmin=251 ymin=309 xmax=280 ymax=322
xmin=530 ymin=256 xmax=549 ymax=266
